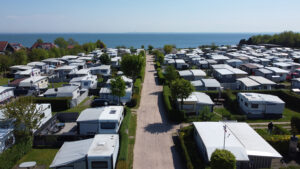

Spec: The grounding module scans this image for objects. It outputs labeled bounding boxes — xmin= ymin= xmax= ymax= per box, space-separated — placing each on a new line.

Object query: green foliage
xmin=178 ymin=126 xmax=206 ymax=169
xmin=28 ymin=48 xmax=49 ymax=61
xmin=0 ymin=137 xmax=32 ymax=169
xmin=157 ymin=68 xmax=165 ymax=84
xmin=96 ymin=40 xmax=106 ymax=49
xmin=0 ymin=54 xmax=13 ymax=72
xmin=148 ymin=45 xmax=153 ymax=51
xmin=163 ymin=44 xmax=174 ymax=54
xmin=111 ymin=76 xmax=126 ymax=105
xmin=153 ymin=49 xmax=164 ymax=64
xmin=291 ymin=116 xmax=300 ymax=134
xmin=36 ymin=38 xmax=44 ymax=44
xmin=163 ymin=85 xmax=184 ymax=122
xmin=170 ymin=78 xmax=194 ymax=110
xmin=54 ymin=37 xmax=68 ymax=49
xmin=1 ymin=97 xmax=46 ymax=134
xmin=82 ymin=42 xmax=97 ymax=53
xmin=134 ymin=78 xmax=142 ymax=95
xmin=118 ymin=107 xmax=131 ymax=161
xmin=262 ymin=135 xmax=300 ymax=155
xmin=141 ymin=45 xmax=144 ymax=49
xmin=121 ymin=54 xmax=144 ymax=79
xmin=198 ymin=106 xmax=213 ymax=121
xmin=164 ymin=65 xmax=178 ymax=83
xmin=67 ymin=38 xmax=79 ymax=46
xmin=240 ymin=31 xmax=300 ymax=48
xmin=155 ymin=61 xmax=161 ymax=68
xmin=100 ymin=53 xmax=111 ymax=65
xmin=273 ymin=124 xmax=290 ymax=135
xmin=12 ymin=50 xmax=27 ymax=65
xmin=211 ymin=149 xmax=236 ymax=169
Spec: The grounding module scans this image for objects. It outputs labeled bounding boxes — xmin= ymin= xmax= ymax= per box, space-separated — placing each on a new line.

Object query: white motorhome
xmin=0 ymin=129 xmax=15 ymax=154
xmin=0 ymin=86 xmax=14 ymax=103
xmin=50 ymin=134 xmax=119 ymax=169
xmin=70 ymin=75 xmax=98 ymax=89
xmin=19 ymin=76 xmax=49 ymax=90
xmin=77 ymin=106 xmax=124 ymax=135
xmin=237 ymin=93 xmax=285 ymax=118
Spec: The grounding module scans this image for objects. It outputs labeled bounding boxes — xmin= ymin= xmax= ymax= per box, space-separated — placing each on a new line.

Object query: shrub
xmin=163 ymin=85 xmax=184 ymax=122
xmin=134 ymin=78 xmax=142 ymax=95
xmin=0 ymin=137 xmax=32 ymax=169
xmin=291 ymin=116 xmax=300 ymax=134
xmin=118 ymin=107 xmax=131 ymax=161
xmin=157 ymin=68 xmax=165 ymax=84
xmin=156 ymin=61 xmax=161 ymax=68
xmin=127 ymin=94 xmax=138 ymax=108
xmin=210 ymin=149 xmax=236 ymax=169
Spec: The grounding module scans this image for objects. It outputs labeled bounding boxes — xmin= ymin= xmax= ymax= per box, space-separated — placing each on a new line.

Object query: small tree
xmin=148 ymin=45 xmax=154 ymax=52
xmin=121 ymin=54 xmax=144 ymax=80
xmin=96 ymin=40 xmax=106 ymax=49
xmin=54 ymin=37 xmax=68 ymax=49
xmin=100 ymin=53 xmax=111 ymax=65
xmin=12 ymin=50 xmax=28 ymax=65
xmin=0 ymin=97 xmax=46 ymax=136
xmin=164 ymin=65 xmax=178 ymax=83
xmin=170 ymin=78 xmax=194 ymax=110
xmin=164 ymin=44 xmax=173 ymax=54
xmin=67 ymin=38 xmax=79 ymax=45
xmin=211 ymin=149 xmax=236 ymax=169
xmin=110 ymin=76 xmax=126 ymax=105
xmin=36 ymin=38 xmax=44 ymax=44
xmin=141 ymin=45 xmax=144 ymax=49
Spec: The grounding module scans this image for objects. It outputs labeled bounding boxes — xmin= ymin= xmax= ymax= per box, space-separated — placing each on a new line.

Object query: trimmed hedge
xmin=178 ymin=126 xmax=206 ymax=169
xmin=33 ymin=97 xmax=71 ymax=112
xmin=118 ymin=107 xmax=131 ymax=161
xmin=291 ymin=116 xmax=300 ymax=134
xmin=163 ymin=85 xmax=184 ymax=122
xmin=0 ymin=137 xmax=32 ymax=169
xmin=273 ymin=124 xmax=290 ymax=135
xmin=134 ymin=78 xmax=142 ymax=95
xmin=157 ymin=68 xmax=165 ymax=84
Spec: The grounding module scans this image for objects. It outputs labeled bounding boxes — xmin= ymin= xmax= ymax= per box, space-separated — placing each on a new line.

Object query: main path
xmin=133 ymin=54 xmax=184 ymax=169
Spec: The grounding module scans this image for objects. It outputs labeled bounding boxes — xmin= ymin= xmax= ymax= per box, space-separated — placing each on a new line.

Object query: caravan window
xmin=251 ymin=104 xmax=259 ymax=109
xmin=91 ymin=161 xmax=108 ymax=169
xmin=101 ymin=122 xmax=115 ymax=129
xmin=245 ymin=102 xmax=248 ymax=107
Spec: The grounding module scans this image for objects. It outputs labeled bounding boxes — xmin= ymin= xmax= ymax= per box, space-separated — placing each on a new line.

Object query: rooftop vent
xmin=110 ymin=110 xmax=116 ymax=114
xmin=97 ymin=141 xmax=106 ymax=146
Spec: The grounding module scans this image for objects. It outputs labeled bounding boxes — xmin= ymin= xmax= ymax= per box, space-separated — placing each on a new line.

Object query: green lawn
xmin=128 ymin=113 xmax=137 ymax=169
xmin=17 ymin=148 xmax=59 ymax=169
xmin=63 ymin=96 xmax=93 ymax=113
xmin=0 ymin=77 xmax=12 ymax=86
xmin=48 ymin=82 xmax=68 ymax=89
xmin=214 ymin=107 xmax=300 ymax=123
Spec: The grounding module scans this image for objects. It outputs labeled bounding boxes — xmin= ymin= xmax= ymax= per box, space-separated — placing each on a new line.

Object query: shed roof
xmin=76 ymin=106 xmax=124 ymax=122
xmin=237 ymin=77 xmax=260 ymax=87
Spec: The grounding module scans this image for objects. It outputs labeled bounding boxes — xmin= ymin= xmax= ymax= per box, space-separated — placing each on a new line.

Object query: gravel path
xmin=133 ymin=55 xmax=184 ymax=169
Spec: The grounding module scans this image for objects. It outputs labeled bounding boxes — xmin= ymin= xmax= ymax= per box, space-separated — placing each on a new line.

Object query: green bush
xmin=210 ymin=149 xmax=236 ymax=169
xmin=157 ymin=68 xmax=165 ymax=84
xmin=118 ymin=107 xmax=131 ymax=161
xmin=156 ymin=61 xmax=161 ymax=68
xmin=134 ymin=78 xmax=142 ymax=95
xmin=0 ymin=137 xmax=32 ymax=169
xmin=127 ymin=94 xmax=138 ymax=108
xmin=291 ymin=116 xmax=300 ymax=134
xmin=33 ymin=97 xmax=71 ymax=112
xmin=163 ymin=85 xmax=184 ymax=122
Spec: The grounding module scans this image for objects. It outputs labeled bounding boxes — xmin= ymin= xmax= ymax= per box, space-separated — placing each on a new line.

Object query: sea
xmin=0 ymin=33 xmax=264 ymax=48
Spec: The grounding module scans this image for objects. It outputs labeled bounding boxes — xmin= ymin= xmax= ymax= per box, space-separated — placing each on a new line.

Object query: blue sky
xmin=0 ymin=0 xmax=299 ymax=33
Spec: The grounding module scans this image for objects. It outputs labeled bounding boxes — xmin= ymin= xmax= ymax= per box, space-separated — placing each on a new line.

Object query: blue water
xmin=0 ymin=33 xmax=260 ymax=48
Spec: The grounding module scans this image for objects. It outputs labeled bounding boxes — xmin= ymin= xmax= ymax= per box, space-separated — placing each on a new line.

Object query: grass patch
xmin=0 ymin=77 xmax=12 ymax=86
xmin=62 ymin=96 xmax=93 ymax=113
xmin=247 ymin=108 xmax=300 ymax=123
xmin=128 ymin=113 xmax=137 ymax=169
xmin=17 ymin=148 xmax=59 ymax=169
xmin=48 ymin=82 xmax=68 ymax=89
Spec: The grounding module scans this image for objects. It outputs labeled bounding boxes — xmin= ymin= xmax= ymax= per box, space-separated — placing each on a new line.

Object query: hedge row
xmin=273 ymin=125 xmax=291 ymax=135
xmin=118 ymin=107 xmax=131 ymax=161
xmin=33 ymin=97 xmax=71 ymax=112
xmin=178 ymin=126 xmax=206 ymax=169
xmin=263 ymin=135 xmax=300 ymax=155
xmin=0 ymin=137 xmax=32 ymax=169
xmin=291 ymin=116 xmax=300 ymax=134
xmin=163 ymin=85 xmax=184 ymax=122
xmin=157 ymin=68 xmax=165 ymax=84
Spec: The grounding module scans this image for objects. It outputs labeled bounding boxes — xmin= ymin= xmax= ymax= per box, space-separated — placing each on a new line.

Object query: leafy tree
xmin=211 ymin=149 xmax=236 ymax=169
xmin=100 ymin=53 xmax=111 ymax=65
xmin=0 ymin=54 xmax=13 ymax=72
xmin=148 ymin=45 xmax=154 ymax=51
xmin=164 ymin=65 xmax=178 ymax=83
xmin=199 ymin=106 xmax=213 ymax=121
xmin=211 ymin=43 xmax=217 ymax=51
xmin=54 ymin=37 xmax=68 ymax=49
xmin=164 ymin=44 xmax=174 ymax=54
xmin=141 ymin=45 xmax=144 ymax=49
xmin=82 ymin=42 xmax=96 ymax=53
xmin=121 ymin=54 xmax=144 ymax=79
xmin=130 ymin=46 xmax=137 ymax=53
xmin=28 ymin=48 xmax=49 ymax=61
xmin=36 ymin=38 xmax=44 ymax=44
xmin=96 ymin=40 xmax=106 ymax=49
xmin=48 ymin=47 xmax=62 ymax=58
xmin=12 ymin=50 xmax=28 ymax=65
xmin=0 ymin=97 xmax=46 ymax=135
xmin=110 ymin=76 xmax=126 ymax=105
xmin=68 ymin=44 xmax=84 ymax=55
xmin=170 ymin=78 xmax=194 ymax=110
xmin=67 ymin=38 xmax=79 ymax=46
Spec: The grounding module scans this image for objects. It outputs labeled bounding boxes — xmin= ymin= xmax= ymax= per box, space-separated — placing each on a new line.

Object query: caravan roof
xmin=238 ymin=93 xmax=285 ymax=104
xmin=76 ymin=106 xmax=124 ymax=122
xmin=193 ymin=122 xmax=282 ymax=161
xmin=201 ymin=79 xmax=221 ymax=88
xmin=19 ymin=76 xmax=47 ymax=87
xmin=237 ymin=77 xmax=260 ymax=87
xmin=248 ymin=76 xmax=276 ymax=85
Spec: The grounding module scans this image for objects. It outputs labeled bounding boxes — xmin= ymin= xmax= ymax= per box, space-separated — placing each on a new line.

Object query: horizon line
xmin=0 ymin=32 xmax=282 ymax=34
